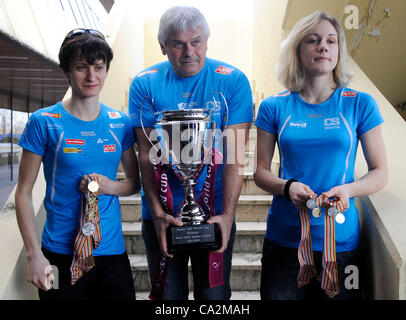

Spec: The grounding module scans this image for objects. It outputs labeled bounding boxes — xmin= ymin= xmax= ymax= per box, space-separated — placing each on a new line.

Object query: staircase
xmin=119 ymin=127 xmax=276 ymax=300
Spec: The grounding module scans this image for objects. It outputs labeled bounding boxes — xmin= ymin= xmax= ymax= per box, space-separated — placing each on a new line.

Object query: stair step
xmin=122 ymin=221 xmax=266 ymax=255
xmin=129 ymin=252 xmax=262 ymax=292
xmin=135 ymin=290 xmax=260 ymax=300
xmin=120 ymin=194 xmax=272 ymax=223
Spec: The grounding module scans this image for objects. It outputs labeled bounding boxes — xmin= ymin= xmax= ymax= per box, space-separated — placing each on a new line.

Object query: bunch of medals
xmin=81 ymin=179 xmax=99 ymax=236
xmin=306 ymin=195 xmax=345 ymax=224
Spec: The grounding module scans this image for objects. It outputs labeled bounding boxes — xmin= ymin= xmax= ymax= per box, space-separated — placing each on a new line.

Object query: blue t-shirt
xmin=129 ymin=57 xmax=253 ymax=220
xmin=18 ymin=102 xmax=135 ymax=255
xmin=255 ymin=88 xmax=383 ymax=252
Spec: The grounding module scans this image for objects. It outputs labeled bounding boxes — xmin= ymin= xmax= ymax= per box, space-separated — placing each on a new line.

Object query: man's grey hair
xmin=158 ymin=6 xmax=210 ymax=45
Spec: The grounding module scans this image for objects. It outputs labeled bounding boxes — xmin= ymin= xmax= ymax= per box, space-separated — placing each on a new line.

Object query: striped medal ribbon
xmin=149 ymin=164 xmax=173 ymax=301
xmin=297 ymin=207 xmax=317 ymax=287
xmin=70 ymin=176 xmax=102 ymax=285
xmin=318 ymin=199 xmax=345 ymax=298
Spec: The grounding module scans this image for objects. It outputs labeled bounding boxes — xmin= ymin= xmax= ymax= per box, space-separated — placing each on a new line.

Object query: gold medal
xmin=87 ymin=209 xmax=96 ymax=221
xmin=312 ymin=207 xmax=321 ymax=218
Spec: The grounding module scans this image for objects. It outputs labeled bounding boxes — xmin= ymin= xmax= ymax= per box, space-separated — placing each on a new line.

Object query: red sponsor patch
xmin=42 ymin=112 xmax=61 ymax=118
xmin=137 ymin=69 xmax=158 ymax=77
xmin=104 ymin=144 xmax=116 ymax=152
xmin=66 ymin=139 xmax=85 ymax=145
xmin=215 ymin=65 xmax=234 ymax=75
xmin=342 ymin=91 xmax=357 ymax=97
xmin=107 ymin=111 xmax=121 ymax=119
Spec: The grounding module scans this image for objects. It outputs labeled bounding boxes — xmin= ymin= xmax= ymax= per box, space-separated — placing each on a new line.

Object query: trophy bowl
xmin=154 ymin=109 xmax=222 ymax=253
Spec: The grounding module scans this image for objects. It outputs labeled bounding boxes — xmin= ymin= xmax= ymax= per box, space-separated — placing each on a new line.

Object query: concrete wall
xmin=0 ymin=167 xmax=45 ymax=299
xmin=345 ymin=0 xmax=406 ymax=110
xmin=349 ymin=58 xmax=406 ymax=299
xmin=99 ymin=0 xmax=145 ymax=113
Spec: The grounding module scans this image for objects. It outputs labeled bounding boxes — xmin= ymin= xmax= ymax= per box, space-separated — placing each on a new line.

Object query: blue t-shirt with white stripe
xmin=129 ymin=57 xmax=253 ymax=220
xmin=18 ymin=102 xmax=135 ymax=255
xmin=255 ymin=88 xmax=383 ymax=252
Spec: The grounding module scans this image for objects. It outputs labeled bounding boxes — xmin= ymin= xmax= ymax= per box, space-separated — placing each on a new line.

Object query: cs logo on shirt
xmin=324 ymin=117 xmax=341 ymax=129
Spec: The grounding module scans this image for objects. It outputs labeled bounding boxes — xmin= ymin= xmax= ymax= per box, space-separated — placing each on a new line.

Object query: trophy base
xmin=167 ymin=223 xmax=222 ymax=254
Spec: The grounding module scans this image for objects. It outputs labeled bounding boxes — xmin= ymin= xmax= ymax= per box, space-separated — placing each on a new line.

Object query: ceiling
xmin=0 ymin=30 xmax=69 ymax=113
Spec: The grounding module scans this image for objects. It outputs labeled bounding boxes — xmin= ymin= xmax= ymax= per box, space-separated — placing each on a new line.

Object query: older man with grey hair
xmin=129 ymin=6 xmax=253 ymax=300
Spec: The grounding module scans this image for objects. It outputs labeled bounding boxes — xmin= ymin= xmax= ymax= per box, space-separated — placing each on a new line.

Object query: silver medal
xmin=327 ymin=207 xmax=338 ymax=217
xmin=88 ymin=180 xmax=99 ymax=193
xmin=335 ymin=213 xmax=345 ymax=224
xmin=306 ymin=199 xmax=317 ymax=210
xmin=82 ymin=222 xmax=95 ymax=236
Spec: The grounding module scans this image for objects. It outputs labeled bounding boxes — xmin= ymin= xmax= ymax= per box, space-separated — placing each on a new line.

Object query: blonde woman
xmin=254 ymin=10 xmax=387 ymax=300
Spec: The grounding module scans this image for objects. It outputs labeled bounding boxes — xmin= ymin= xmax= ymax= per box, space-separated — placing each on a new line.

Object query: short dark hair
xmin=58 ymin=31 xmax=113 ymax=72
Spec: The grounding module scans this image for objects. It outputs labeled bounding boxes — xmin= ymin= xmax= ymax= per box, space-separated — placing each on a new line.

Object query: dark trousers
xmin=260 ymin=238 xmax=361 ymax=300
xmin=142 ymin=219 xmax=236 ymax=300
xmin=38 ymin=247 xmax=135 ymax=300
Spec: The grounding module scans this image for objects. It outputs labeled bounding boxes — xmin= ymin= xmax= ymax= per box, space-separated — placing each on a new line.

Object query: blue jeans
xmin=260 ymin=238 xmax=361 ymax=300
xmin=142 ymin=219 xmax=236 ymax=300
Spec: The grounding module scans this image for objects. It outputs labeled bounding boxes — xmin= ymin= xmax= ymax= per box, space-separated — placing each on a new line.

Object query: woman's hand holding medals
xmin=305 ymin=192 xmax=347 ymax=224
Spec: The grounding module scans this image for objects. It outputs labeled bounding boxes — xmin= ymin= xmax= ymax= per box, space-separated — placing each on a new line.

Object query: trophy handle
xmin=140 ymin=95 xmax=159 ymax=153
xmin=211 ymin=91 xmax=229 ymax=149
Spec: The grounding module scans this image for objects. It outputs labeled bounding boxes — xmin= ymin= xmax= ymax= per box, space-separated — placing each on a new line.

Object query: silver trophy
xmin=155 ymin=109 xmax=216 ymax=222
xmin=153 ymin=109 xmax=221 ymax=252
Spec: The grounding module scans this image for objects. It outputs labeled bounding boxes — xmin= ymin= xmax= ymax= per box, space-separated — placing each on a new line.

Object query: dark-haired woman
xmin=15 ymin=29 xmax=140 ymax=300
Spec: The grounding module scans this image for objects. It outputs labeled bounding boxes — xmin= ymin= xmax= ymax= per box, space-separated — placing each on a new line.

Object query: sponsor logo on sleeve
xmin=109 ymin=123 xmax=125 ymax=129
xmin=104 ymin=144 xmax=116 ymax=153
xmin=66 ymin=139 xmax=85 ymax=145
xmin=342 ymin=91 xmax=357 ymax=97
xmin=107 ymin=112 xmax=122 ymax=119
xmin=215 ymin=65 xmax=234 ymax=75
xmin=42 ymin=112 xmax=61 ymax=118
xmin=137 ymin=69 xmax=158 ymax=77
xmin=63 ymin=148 xmax=83 ymax=154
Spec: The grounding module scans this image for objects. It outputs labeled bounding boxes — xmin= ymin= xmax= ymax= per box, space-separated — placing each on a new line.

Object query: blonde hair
xmin=276 ymin=10 xmax=353 ymax=92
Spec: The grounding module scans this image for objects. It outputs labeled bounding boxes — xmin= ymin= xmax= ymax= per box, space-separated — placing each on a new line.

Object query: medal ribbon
xmin=70 ymin=176 xmax=102 ymax=285
xmin=297 ymin=207 xmax=317 ymax=287
xmin=149 ymin=148 xmax=222 ymax=300
xmin=149 ymin=164 xmax=173 ymax=301
xmin=297 ymin=196 xmax=343 ymax=298
xmin=199 ymin=149 xmax=224 ymax=288
xmin=318 ymin=199 xmax=344 ymax=298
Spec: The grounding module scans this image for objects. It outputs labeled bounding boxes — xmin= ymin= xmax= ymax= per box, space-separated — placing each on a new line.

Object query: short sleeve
xmin=255 ymin=98 xmax=277 ymax=136
xmin=357 ymin=93 xmax=384 ymax=136
xmin=226 ymin=72 xmax=254 ymax=126
xmin=18 ymin=112 xmax=47 ymax=156
xmin=121 ymin=113 xmax=136 ymax=151
xmin=128 ymin=75 xmax=155 ymax=128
